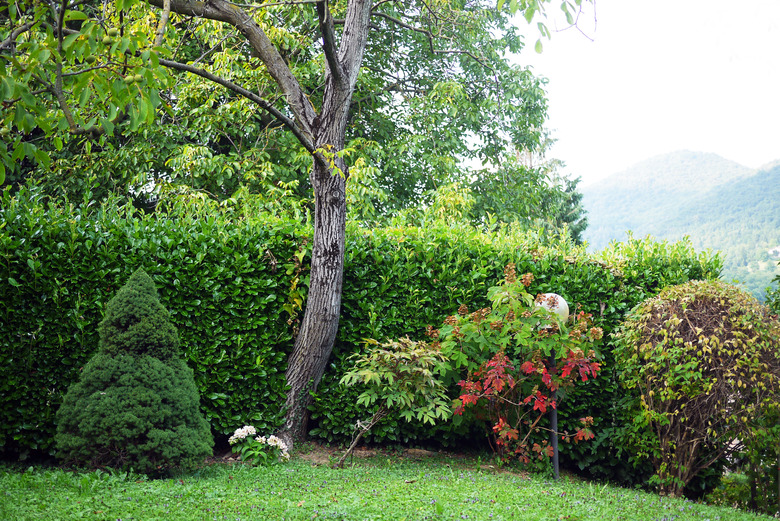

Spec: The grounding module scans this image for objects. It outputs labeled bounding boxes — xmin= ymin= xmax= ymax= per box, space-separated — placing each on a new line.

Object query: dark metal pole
xmin=549 ymin=350 xmax=559 ymax=480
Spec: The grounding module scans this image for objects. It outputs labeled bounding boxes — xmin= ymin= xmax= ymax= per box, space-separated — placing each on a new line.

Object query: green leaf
xmin=524 ymin=3 xmax=536 ymax=22
xmin=535 ymin=39 xmax=544 ymax=53
xmin=64 ymin=10 xmax=88 ymax=21
xmin=101 ymin=117 xmax=115 ymax=135
xmin=62 ymin=32 xmax=81 ymax=51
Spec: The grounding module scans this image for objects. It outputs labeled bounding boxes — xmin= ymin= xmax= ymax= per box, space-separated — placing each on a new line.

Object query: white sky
xmin=516 ymin=0 xmax=780 ymax=185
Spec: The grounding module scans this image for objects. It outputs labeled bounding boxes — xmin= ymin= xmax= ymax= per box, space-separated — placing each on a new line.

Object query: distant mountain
xmin=581 ymin=151 xmax=780 ymax=301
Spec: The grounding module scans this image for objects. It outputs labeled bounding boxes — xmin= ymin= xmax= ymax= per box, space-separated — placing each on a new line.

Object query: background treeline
xmin=582 ymin=151 xmax=780 ymax=301
xmin=1 ymin=186 xmax=721 ymax=485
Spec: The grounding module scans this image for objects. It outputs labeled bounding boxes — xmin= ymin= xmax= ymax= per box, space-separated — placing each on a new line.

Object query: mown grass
xmin=0 ymin=450 xmax=773 ymax=521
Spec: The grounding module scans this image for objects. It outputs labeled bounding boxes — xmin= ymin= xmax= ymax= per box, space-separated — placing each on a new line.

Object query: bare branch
xmin=154 ymin=0 xmax=172 ymax=47
xmin=0 ymin=22 xmax=36 ymax=51
xmin=158 ymin=57 xmax=318 ymax=157
xmin=236 ymin=0 xmax=318 ymax=7
xmin=336 ymin=0 xmax=372 ymax=87
xmin=145 ymin=0 xmax=317 ymax=138
xmin=317 ymin=0 xmax=344 ymax=87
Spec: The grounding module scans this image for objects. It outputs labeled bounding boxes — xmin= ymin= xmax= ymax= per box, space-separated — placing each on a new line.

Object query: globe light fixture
xmin=536 ymin=293 xmax=570 ymax=323
xmin=535 ymin=292 xmax=569 ymax=481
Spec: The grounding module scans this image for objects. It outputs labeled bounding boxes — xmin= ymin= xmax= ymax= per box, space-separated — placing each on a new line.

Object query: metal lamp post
xmin=536 ymin=293 xmax=569 ymax=481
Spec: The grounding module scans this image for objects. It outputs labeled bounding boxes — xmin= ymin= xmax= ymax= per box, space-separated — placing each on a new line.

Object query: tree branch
xmin=42 ymin=0 xmax=100 ymax=136
xmin=337 ymin=0 xmax=372 ymax=88
xmin=370 ymin=0 xmax=395 ymax=10
xmin=351 ymin=81 xmax=400 ymax=106
xmin=145 ymin=0 xmax=317 ymax=139
xmin=316 ymin=0 xmax=344 ymax=87
xmin=0 ymin=22 xmax=36 ymax=51
xmin=236 ymin=0 xmax=318 ymax=7
xmin=158 ymin=57 xmax=319 ymax=158
xmin=370 ymin=11 xmax=493 ymax=73
xmin=154 ymin=0 xmax=172 ymax=47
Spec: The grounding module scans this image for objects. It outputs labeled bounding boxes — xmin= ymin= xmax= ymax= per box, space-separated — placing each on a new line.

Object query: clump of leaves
xmin=456 ymin=351 xmax=598 ymax=464
xmin=438 ymin=264 xmax=603 ymax=465
xmin=337 ymin=337 xmax=451 ymax=467
xmin=614 ymin=279 xmax=780 ymax=498
xmin=55 ymin=269 xmax=213 ymax=475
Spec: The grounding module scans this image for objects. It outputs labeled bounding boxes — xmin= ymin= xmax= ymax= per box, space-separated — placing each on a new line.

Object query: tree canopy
xmin=1 ymin=0 xmax=587 ymax=227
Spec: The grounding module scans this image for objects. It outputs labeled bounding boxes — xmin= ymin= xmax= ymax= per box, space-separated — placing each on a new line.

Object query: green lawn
xmin=0 ymin=450 xmax=772 ymax=521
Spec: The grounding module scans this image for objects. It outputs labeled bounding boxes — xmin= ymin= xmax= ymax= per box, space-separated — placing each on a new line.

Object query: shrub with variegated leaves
xmin=614 ymin=279 xmax=780 ymax=498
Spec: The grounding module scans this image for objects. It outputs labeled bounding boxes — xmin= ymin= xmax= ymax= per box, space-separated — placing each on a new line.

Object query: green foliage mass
xmin=2 ymin=187 xmax=721 ymax=484
xmin=55 ymin=269 xmax=213 ymax=474
xmin=613 ymin=279 xmax=780 ymax=497
xmin=56 ymin=353 xmax=212 ymax=473
xmin=340 ymin=338 xmax=451 ymax=426
xmin=0 ymin=188 xmax=297 ymax=456
xmin=98 ymin=269 xmax=179 ymax=359
xmin=311 ymin=226 xmax=721 ymax=485
xmin=0 ymin=0 xmax=590 ymax=239
xmin=768 ymin=271 xmax=780 ymax=314
xmin=707 ymin=469 xmax=779 ymax=517
xmin=1 ymin=0 xmax=541 ymax=208
xmin=433 ymin=266 xmax=603 ymax=466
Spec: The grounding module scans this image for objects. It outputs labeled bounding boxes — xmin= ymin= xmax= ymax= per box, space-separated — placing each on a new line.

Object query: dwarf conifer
xmin=55 ymin=268 xmax=213 ymax=474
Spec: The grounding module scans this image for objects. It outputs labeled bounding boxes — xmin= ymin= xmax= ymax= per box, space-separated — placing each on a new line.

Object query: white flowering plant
xmin=228 ymin=425 xmax=291 ymax=466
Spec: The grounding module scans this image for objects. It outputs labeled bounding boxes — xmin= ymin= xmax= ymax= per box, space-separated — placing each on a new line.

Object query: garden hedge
xmin=1 ymin=188 xmax=299 ymax=457
xmin=0 ymin=186 xmax=721 ymax=482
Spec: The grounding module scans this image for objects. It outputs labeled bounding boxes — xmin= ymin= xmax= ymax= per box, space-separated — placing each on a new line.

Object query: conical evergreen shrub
xmin=56 ymin=269 xmax=213 ymax=474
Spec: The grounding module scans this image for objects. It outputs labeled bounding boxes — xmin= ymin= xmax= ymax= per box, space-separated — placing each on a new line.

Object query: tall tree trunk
xmin=280 ymin=151 xmax=347 ymax=444
xmin=278 ymin=0 xmax=372 ymax=446
xmin=151 ymin=0 xmax=373 ymax=448
xmin=279 ymin=77 xmax=355 ymax=444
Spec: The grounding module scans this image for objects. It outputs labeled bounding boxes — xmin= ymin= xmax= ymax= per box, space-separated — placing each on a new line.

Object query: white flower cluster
xmin=255 ymin=435 xmax=291 ymax=461
xmin=228 ymin=425 xmax=257 ymax=445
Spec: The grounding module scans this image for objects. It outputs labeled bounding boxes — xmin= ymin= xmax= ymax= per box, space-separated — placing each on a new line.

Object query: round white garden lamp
xmin=536 ymin=293 xmax=570 ymax=324
xmin=535 ymin=293 xmax=569 ymax=481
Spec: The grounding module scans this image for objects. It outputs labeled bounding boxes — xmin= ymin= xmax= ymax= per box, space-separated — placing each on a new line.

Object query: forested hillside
xmin=582 ymin=151 xmax=780 ymax=300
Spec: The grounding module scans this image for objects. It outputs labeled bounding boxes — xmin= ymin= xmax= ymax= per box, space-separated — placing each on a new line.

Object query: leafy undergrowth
xmin=0 ymin=448 xmax=773 ymax=521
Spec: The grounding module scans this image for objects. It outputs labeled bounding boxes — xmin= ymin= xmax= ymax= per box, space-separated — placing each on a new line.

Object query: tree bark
xmin=278 ymin=0 xmax=373 ymax=446
xmin=280 ymin=144 xmax=348 ymax=444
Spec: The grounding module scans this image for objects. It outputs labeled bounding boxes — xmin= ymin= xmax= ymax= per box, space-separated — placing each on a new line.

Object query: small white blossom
xmin=229 ymin=425 xmax=291 ymax=464
xmin=266 ymin=435 xmax=288 ymax=451
xmin=228 ymin=425 xmax=257 ymax=445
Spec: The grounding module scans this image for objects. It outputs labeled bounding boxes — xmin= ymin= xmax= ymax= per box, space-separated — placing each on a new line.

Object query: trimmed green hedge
xmin=1 ymin=187 xmax=721 ymax=483
xmin=1 ymin=188 xmax=302 ymax=456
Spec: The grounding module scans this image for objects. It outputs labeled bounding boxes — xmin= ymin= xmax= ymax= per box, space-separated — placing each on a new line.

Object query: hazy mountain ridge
xmin=581 ymin=151 xmax=780 ymax=300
